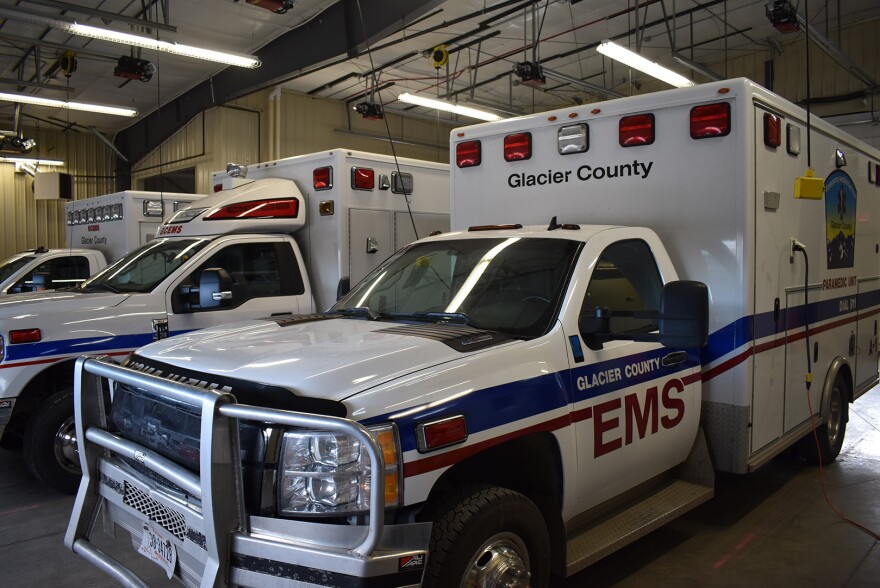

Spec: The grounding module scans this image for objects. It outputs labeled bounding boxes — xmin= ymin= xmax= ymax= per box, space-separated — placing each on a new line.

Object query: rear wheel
xmin=23 ymin=387 xmax=81 ymax=494
xmin=422 ymin=485 xmax=550 ymax=588
xmin=799 ymin=373 xmax=849 ymax=465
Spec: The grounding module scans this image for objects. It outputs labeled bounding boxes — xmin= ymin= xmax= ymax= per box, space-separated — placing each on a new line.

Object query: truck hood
xmin=0 ymin=289 xmax=130 ymax=317
xmin=135 ymin=316 xmax=512 ymax=402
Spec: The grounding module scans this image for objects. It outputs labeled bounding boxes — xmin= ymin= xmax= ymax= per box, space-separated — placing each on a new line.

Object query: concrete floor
xmin=1 ymin=389 xmax=878 ymax=587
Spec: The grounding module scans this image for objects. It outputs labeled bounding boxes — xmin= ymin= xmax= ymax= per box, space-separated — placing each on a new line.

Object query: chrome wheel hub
xmin=54 ymin=415 xmax=80 ymax=475
xmin=462 ymin=534 xmax=530 ymax=588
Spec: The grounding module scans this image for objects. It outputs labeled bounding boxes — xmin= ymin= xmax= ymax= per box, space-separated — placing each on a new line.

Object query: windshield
xmin=0 ymin=255 xmax=34 ymax=283
xmin=80 ymin=238 xmax=210 ymax=293
xmin=333 ymin=237 xmax=581 ymax=338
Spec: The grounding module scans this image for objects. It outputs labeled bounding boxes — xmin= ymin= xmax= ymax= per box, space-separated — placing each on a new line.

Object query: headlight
xmin=277 ymin=423 xmax=400 ymax=516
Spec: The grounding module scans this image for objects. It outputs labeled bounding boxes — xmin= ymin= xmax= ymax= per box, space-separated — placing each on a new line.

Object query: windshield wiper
xmin=331 ymin=307 xmax=381 ymax=320
xmin=80 ymin=283 xmax=121 ymax=293
xmin=386 ymin=311 xmax=479 ymax=328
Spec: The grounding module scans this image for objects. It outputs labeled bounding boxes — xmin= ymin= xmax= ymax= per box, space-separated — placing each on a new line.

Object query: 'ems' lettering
xmin=589 ymin=378 xmax=685 ymax=457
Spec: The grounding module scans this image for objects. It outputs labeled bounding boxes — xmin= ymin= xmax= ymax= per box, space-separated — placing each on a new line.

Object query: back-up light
xmin=690 ymin=103 xmax=731 ymax=139
xmin=764 ymin=113 xmax=781 ymax=147
xmin=558 ymin=123 xmax=589 ymax=154
xmin=504 ymin=132 xmax=532 ymax=161
xmin=619 ymin=114 xmax=655 ymax=147
xmin=456 ymin=140 xmax=481 ymax=168
xmin=313 ymin=166 xmax=333 ymax=190
xmin=205 ymin=198 xmax=299 ymax=220
xmin=351 ymin=167 xmax=375 ymax=190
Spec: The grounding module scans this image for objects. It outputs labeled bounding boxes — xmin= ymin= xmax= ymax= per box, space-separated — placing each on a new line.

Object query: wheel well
xmin=419 ymin=432 xmax=567 ymax=575
xmin=1 ymin=359 xmax=75 ymax=445
xmin=836 ymin=361 xmax=854 ymax=403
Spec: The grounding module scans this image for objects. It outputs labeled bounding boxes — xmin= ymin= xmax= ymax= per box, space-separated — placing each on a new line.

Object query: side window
xmin=11 ymin=256 xmax=90 ymax=292
xmin=581 ymin=240 xmax=663 ymax=334
xmin=184 ymin=242 xmax=304 ymax=309
xmin=49 ymin=256 xmax=91 ymax=287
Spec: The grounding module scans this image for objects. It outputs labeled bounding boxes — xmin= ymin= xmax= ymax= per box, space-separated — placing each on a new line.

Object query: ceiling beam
xmin=114 ymin=0 xmax=446 ymax=188
xmin=19 ymin=0 xmax=176 ymax=32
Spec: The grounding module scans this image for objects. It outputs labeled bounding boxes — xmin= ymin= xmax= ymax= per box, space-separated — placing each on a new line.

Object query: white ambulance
xmin=65 ymin=190 xmax=206 ymax=263
xmin=66 ymin=79 xmax=880 ymax=587
xmin=0 ymin=149 xmax=448 ymax=495
xmin=0 ymin=191 xmax=203 ymax=295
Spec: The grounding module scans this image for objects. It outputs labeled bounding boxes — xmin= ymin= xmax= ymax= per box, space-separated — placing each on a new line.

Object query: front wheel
xmin=422 ymin=485 xmax=550 ymax=588
xmin=23 ymin=387 xmax=81 ymax=494
xmin=798 ymin=374 xmax=849 ymax=465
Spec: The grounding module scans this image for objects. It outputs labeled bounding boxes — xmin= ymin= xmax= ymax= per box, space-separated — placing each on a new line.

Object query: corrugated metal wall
xmin=0 ymin=129 xmax=114 ymax=261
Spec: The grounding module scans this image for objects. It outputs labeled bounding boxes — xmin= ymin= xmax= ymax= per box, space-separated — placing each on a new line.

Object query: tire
xmin=798 ymin=374 xmax=849 ymax=465
xmin=422 ymin=485 xmax=551 ymax=588
xmin=23 ymin=387 xmax=81 ymax=494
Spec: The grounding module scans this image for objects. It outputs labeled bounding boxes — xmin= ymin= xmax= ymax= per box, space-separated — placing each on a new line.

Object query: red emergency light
xmin=205 ymin=198 xmax=299 ymax=220
xmin=619 ymin=114 xmax=655 ymax=147
xmin=456 ymin=140 xmax=481 ymax=168
xmin=690 ymin=103 xmax=731 ymax=139
xmin=10 ymin=328 xmax=41 ymax=344
xmin=313 ymin=167 xmax=333 ymax=190
xmin=504 ymin=133 xmax=532 ymax=162
xmin=213 ymin=183 xmax=223 ymax=193
xmin=764 ymin=113 xmax=782 ymax=148
xmin=351 ymin=167 xmax=375 ymax=190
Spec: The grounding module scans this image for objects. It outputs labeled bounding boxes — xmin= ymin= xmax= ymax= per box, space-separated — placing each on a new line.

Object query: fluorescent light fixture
xmin=597 ymin=40 xmax=695 ymax=88
xmin=0 ymin=92 xmax=137 ymax=117
xmin=68 ymin=23 xmax=261 ymax=69
xmin=0 ymin=157 xmax=65 ymax=165
xmin=397 ymin=93 xmax=503 ymax=122
xmin=672 ymin=53 xmax=722 ymax=82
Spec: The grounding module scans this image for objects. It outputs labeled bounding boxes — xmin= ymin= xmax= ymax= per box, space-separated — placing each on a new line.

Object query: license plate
xmin=137 ymin=523 xmax=178 ymax=579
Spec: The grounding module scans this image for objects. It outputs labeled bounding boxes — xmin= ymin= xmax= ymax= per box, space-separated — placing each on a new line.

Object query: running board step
xmin=565 ymin=478 xmax=713 ymax=575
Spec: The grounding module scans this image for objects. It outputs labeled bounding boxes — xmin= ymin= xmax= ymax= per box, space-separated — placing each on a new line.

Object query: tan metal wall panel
xmin=0 ymin=129 xmax=114 ymax=261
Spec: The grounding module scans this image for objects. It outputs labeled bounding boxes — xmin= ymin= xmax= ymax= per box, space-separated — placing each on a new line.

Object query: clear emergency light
xmin=313 ymin=166 xmax=333 ymax=190
xmin=619 ymin=114 xmax=655 ymax=147
xmin=558 ymin=123 xmax=589 ymax=154
xmin=351 ymin=167 xmax=375 ymax=191
xmin=204 ymin=198 xmax=299 ymax=220
xmin=763 ymin=113 xmax=781 ymax=147
xmin=689 ymin=103 xmax=730 ymax=139
xmin=503 ymin=132 xmax=532 ymax=161
xmin=456 ymin=140 xmax=481 ymax=168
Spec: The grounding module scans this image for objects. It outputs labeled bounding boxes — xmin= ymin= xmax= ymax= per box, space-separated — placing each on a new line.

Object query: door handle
xmin=662 ymin=351 xmax=689 ymax=367
xmin=366 ymin=237 xmax=379 ymax=254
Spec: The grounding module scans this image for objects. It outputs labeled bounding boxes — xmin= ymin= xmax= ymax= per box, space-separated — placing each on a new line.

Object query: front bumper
xmin=65 ymin=356 xmax=430 ymax=588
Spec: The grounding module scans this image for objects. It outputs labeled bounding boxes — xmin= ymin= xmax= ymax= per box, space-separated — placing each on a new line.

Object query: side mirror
xmin=578 ymin=280 xmax=709 ymax=350
xmin=199 ymin=268 xmax=238 ymax=309
xmin=658 ymin=280 xmax=709 ymax=348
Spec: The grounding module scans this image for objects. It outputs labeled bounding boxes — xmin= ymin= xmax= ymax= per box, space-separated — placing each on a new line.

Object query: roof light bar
xmin=397 ymin=93 xmax=502 ymax=122
xmin=0 ymin=91 xmax=137 ymax=117
xmin=597 ymin=40 xmax=694 ymax=88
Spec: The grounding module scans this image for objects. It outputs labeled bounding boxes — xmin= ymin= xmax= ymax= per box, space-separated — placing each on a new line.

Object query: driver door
xmin=167 ymin=237 xmax=310 ymax=337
